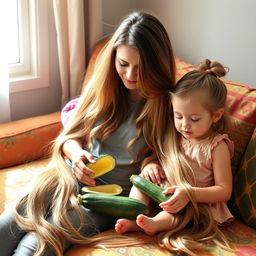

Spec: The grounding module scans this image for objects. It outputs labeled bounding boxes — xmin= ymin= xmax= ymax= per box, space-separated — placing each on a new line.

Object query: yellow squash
xmin=84 ymin=155 xmax=121 ymax=195
xmin=81 ymin=184 xmax=123 ymax=195
xmin=86 ymin=154 xmax=116 ymax=178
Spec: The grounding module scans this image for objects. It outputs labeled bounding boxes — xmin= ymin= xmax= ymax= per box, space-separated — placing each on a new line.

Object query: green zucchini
xmin=77 ymin=193 xmax=148 ymax=219
xmin=130 ymin=175 xmax=185 ymax=214
xmin=130 ymin=174 xmax=171 ymax=203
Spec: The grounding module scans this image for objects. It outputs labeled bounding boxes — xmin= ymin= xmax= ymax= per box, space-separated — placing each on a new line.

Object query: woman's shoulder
xmin=61 ymin=97 xmax=80 ymax=126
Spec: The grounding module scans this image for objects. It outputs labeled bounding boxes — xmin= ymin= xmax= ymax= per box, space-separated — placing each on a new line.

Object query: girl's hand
xmin=159 ymin=186 xmax=189 ymax=213
xmin=71 ymin=149 xmax=96 ymax=186
xmin=140 ymin=162 xmax=165 ymax=184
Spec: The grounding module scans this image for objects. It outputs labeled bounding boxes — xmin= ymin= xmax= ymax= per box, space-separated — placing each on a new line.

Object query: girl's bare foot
xmin=136 ymin=212 xmax=176 ymax=236
xmin=136 ymin=214 xmax=157 ymax=235
xmin=115 ymin=218 xmax=142 ymax=234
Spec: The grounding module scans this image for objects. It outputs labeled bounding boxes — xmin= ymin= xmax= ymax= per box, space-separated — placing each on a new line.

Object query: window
xmin=7 ymin=1 xmax=20 ymax=65
xmin=8 ymin=0 xmax=49 ymax=93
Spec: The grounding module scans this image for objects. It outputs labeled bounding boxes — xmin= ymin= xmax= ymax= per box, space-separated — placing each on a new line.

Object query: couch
xmin=1 ymin=38 xmax=256 ymax=256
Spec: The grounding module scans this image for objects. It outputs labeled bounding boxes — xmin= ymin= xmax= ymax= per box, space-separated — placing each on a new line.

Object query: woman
xmin=0 ymin=11 xmax=176 ymax=256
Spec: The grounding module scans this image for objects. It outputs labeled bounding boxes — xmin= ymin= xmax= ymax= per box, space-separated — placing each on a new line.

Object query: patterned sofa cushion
xmin=233 ymin=128 xmax=256 ymax=229
xmin=226 ymin=82 xmax=256 ymax=174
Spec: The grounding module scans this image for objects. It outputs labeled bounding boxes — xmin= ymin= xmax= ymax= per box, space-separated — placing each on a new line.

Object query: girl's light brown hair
xmin=172 ymin=59 xmax=229 ymax=132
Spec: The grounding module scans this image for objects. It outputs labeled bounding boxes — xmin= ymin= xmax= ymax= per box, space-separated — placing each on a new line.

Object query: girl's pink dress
xmin=180 ymin=133 xmax=234 ymax=224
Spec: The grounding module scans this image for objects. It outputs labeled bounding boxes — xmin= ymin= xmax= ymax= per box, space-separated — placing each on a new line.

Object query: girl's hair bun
xmin=199 ymin=59 xmax=229 ymax=78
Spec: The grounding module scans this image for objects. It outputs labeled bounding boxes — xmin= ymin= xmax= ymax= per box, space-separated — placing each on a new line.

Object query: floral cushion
xmin=65 ymin=219 xmax=256 ymax=256
xmin=233 ymin=128 xmax=256 ymax=229
xmin=225 ymin=82 xmax=256 ymax=174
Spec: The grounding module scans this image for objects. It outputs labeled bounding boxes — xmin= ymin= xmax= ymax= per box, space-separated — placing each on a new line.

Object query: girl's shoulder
xmin=210 ymin=133 xmax=234 ymax=158
xmin=180 ymin=133 xmax=234 ymax=160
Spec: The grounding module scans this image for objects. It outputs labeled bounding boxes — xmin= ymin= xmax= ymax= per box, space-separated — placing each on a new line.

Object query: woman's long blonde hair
xmin=15 ymin=12 xmax=176 ymax=255
xmin=155 ymin=60 xmax=233 ymax=255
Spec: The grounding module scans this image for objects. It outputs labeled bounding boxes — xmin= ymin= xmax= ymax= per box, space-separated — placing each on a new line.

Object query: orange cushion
xmin=83 ymin=37 xmax=110 ymax=86
xmin=0 ymin=112 xmax=61 ymax=168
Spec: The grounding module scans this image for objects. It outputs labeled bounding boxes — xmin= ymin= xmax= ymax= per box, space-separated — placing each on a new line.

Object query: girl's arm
xmin=192 ymin=140 xmax=233 ymax=203
xmin=160 ymin=141 xmax=232 ymax=213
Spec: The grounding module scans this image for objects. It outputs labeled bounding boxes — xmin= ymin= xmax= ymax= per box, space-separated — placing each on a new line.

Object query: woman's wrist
xmin=62 ymin=139 xmax=83 ymax=161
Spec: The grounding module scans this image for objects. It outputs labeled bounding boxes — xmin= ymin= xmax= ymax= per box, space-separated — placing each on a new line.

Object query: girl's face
xmin=172 ymin=91 xmax=223 ymax=143
xmin=115 ymin=45 xmax=142 ymax=100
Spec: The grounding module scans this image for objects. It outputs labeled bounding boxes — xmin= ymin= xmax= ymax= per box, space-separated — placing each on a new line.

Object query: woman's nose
xmin=126 ymin=67 xmax=137 ymax=80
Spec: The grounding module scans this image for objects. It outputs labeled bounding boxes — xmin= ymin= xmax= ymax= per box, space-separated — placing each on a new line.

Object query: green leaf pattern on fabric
xmin=233 ymin=128 xmax=256 ymax=229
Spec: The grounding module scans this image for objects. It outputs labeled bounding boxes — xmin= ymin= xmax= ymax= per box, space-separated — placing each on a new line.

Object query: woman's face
xmin=115 ymin=45 xmax=140 ymax=93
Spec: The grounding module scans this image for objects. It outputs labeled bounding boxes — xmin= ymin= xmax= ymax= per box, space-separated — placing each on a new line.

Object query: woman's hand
xmin=62 ymin=139 xmax=97 ymax=186
xmin=71 ymin=149 xmax=97 ymax=186
xmin=140 ymin=162 xmax=165 ymax=184
xmin=159 ymin=186 xmax=189 ymax=213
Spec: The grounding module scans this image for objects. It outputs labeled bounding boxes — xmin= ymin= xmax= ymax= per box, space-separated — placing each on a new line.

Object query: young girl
xmin=115 ymin=59 xmax=234 ymax=255
xmin=0 ymin=12 xmax=176 ymax=256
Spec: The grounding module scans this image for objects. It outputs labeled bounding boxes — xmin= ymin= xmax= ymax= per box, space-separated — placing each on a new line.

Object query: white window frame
xmin=9 ymin=0 xmax=49 ymax=93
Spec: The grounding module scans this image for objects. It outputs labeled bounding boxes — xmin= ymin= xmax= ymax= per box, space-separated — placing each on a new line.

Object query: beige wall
xmin=103 ymin=0 xmax=256 ymax=87
xmin=102 ymin=0 xmax=138 ymax=35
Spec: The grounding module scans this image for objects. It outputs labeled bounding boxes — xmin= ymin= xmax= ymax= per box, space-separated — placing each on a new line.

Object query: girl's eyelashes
xmin=191 ymin=117 xmax=200 ymax=122
xmin=174 ymin=115 xmax=200 ymax=122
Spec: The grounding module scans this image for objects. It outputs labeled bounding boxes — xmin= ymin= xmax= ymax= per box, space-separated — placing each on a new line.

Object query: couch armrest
xmin=0 ymin=112 xmax=62 ymax=168
xmin=83 ymin=37 xmax=110 ymax=86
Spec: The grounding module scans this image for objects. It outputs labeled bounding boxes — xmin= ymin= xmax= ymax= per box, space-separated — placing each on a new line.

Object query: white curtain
xmin=0 ymin=60 xmax=11 ymax=124
xmin=53 ymin=0 xmax=102 ymax=107
xmin=0 ymin=5 xmax=11 ymax=123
